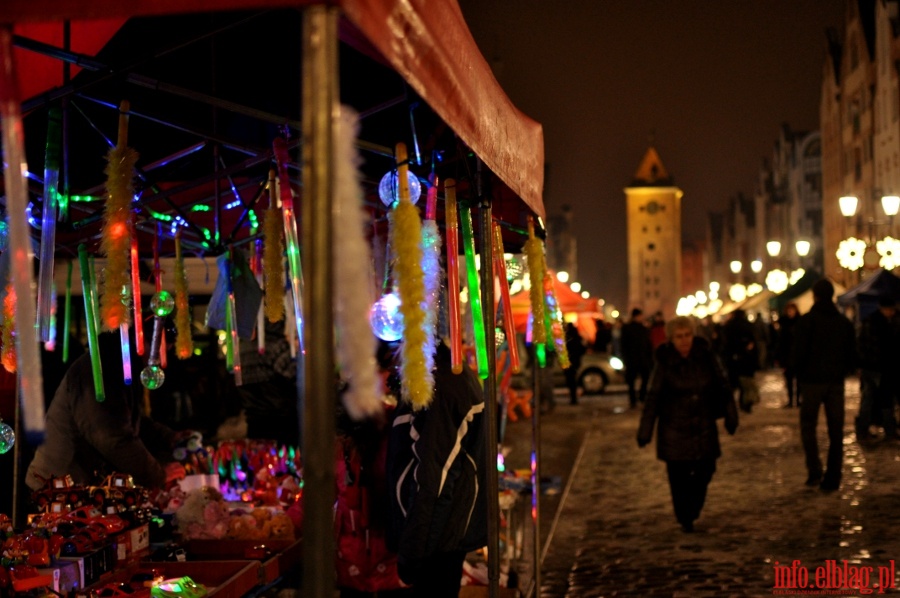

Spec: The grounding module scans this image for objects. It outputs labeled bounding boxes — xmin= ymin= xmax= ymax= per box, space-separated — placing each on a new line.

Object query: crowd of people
xmin=627 ymin=279 xmax=899 ymax=533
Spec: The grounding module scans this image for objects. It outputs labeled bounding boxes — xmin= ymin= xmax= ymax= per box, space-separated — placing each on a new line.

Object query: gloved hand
xmin=397 ymin=555 xmax=420 ymax=586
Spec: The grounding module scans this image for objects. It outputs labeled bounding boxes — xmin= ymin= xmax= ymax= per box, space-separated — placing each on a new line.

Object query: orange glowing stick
xmin=493 ymin=221 xmax=519 ymax=373
xmin=444 ymin=179 xmax=463 ymax=374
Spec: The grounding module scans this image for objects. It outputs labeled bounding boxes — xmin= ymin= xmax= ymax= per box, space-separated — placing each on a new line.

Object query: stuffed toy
xmin=176 ymin=487 xmax=230 ymax=539
xmin=225 ymin=514 xmax=260 ymax=540
xmin=265 ymin=513 xmax=295 ymax=541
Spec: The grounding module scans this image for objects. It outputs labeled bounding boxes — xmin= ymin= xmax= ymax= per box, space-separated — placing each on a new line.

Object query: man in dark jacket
xmin=26 ymin=331 xmax=186 ymax=491
xmin=387 ymin=342 xmax=486 ymax=596
xmin=792 ymin=279 xmax=856 ymax=491
xmin=722 ymin=309 xmax=759 ymax=413
xmin=855 ymin=295 xmax=899 ymax=442
xmin=621 ymin=308 xmax=653 ymax=408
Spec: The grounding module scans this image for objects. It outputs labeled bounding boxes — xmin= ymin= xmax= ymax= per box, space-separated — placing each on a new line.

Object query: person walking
xmin=621 ymin=308 xmax=653 ymax=408
xmin=855 ymin=295 xmax=899 ymax=443
xmin=792 ymin=279 xmax=856 ymax=491
xmin=777 ymin=303 xmax=801 ymax=408
xmin=722 ymin=309 xmax=759 ymax=413
xmin=564 ymin=322 xmax=586 ymax=405
xmin=637 ymin=316 xmax=738 ymax=533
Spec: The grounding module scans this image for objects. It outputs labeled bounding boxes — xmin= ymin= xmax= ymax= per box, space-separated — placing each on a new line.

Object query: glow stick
xmin=444 ymin=180 xmax=463 ymax=374
xmin=153 ymin=225 xmax=167 ymax=368
xmin=459 ymin=204 xmax=488 ymax=379
xmin=425 ymin=174 xmax=438 ymax=220
xmin=120 ymin=324 xmax=132 ymax=385
xmin=78 ymin=245 xmax=105 ymax=402
xmin=524 ymin=218 xmax=547 ymax=368
xmin=88 ymin=256 xmax=100 ymax=340
xmin=224 ymin=253 xmax=243 ymax=386
xmin=0 ymin=27 xmax=45 ymax=440
xmin=493 ymin=222 xmax=519 ymax=373
xmin=254 ymin=239 xmax=265 ymax=354
xmin=273 ymin=138 xmax=304 ymax=353
xmin=45 ymin=282 xmax=57 ymax=352
xmin=130 ymin=217 xmax=144 ymax=355
xmin=37 ymin=107 xmax=62 ymax=342
xmin=63 ymin=260 xmax=72 ymax=362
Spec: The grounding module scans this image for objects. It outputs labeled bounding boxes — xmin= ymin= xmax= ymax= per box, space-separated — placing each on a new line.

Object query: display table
xmin=184 ymin=538 xmax=303 ymax=585
xmin=76 ymin=560 xmax=260 ymax=598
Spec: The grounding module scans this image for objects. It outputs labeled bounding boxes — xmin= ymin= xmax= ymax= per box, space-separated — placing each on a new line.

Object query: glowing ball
xmin=140 ymin=364 xmax=166 ymax=389
xmin=369 ymin=292 xmax=404 ymax=341
xmin=378 ymin=170 xmax=422 ymax=207
xmin=150 ymin=291 xmax=175 ymax=317
xmin=0 ymin=421 xmax=14 ymax=454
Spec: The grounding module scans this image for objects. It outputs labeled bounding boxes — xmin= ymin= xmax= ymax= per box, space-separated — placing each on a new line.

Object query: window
xmin=647 ymin=243 xmax=656 ymax=251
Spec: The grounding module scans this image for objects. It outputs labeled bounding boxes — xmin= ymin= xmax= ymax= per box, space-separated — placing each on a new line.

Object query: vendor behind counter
xmin=26 ymin=330 xmax=186 ymax=492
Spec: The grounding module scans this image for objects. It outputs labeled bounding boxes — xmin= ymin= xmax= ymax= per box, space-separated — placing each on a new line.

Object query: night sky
xmin=458 ymin=0 xmax=844 ymax=311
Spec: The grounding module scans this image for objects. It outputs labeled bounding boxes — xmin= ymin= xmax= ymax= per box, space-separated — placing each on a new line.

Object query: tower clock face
xmin=645 ymin=200 xmax=660 ymax=215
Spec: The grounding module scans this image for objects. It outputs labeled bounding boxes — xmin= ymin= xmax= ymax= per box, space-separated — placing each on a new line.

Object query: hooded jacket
xmin=26 ymin=331 xmax=175 ymax=491
xmin=386 ymin=343 xmax=487 ymax=571
xmin=637 ymin=338 xmax=737 ymax=462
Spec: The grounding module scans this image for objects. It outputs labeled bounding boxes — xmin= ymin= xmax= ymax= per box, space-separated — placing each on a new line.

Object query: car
xmin=89 ymin=473 xmax=147 ymax=508
xmin=63 ymin=507 xmax=126 ymax=534
xmin=511 ymin=336 xmax=625 ymax=395
xmin=91 ymin=582 xmax=151 ymax=598
xmin=151 ymin=577 xmax=207 ymax=598
xmin=30 ymin=475 xmax=88 ymax=511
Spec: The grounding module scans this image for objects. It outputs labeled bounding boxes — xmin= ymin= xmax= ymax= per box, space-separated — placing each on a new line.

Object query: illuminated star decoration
xmin=765 ymin=269 xmax=789 ymax=294
xmin=836 ymin=237 xmax=867 ymax=271
xmin=876 ymin=236 xmax=900 ymax=270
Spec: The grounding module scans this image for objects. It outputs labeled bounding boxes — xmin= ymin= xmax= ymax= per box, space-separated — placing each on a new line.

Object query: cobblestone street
xmin=513 ymin=370 xmax=900 ymax=597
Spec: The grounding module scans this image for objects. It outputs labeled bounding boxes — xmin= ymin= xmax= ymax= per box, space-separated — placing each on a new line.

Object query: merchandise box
xmin=56 ymin=543 xmax=116 ymax=587
xmin=36 ymin=560 xmax=80 ymax=593
xmin=76 ymin=560 xmax=260 ymax=598
xmin=183 ymin=538 xmax=295 ymax=561
xmin=33 ymin=566 xmax=61 ymax=593
xmin=112 ymin=524 xmax=150 ymax=564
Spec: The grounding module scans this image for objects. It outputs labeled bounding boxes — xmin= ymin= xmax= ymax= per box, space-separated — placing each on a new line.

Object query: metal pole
xmin=301 ymin=6 xmax=337 ymax=598
xmin=480 ymin=198 xmax=500 ymax=598
xmin=527 ymin=356 xmax=542 ymax=598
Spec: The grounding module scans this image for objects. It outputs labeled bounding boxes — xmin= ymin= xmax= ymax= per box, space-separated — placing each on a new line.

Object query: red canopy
xmin=510 ymin=271 xmax=600 ymax=332
xmin=1 ymin=0 xmax=545 ymax=220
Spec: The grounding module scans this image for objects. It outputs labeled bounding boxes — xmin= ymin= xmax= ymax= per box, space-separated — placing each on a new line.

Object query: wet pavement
xmin=505 ymin=370 xmax=900 ymax=597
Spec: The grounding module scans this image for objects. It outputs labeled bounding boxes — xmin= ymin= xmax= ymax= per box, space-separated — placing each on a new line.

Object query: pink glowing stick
xmin=120 ymin=324 xmax=132 ymax=385
xmin=131 ymin=217 xmax=144 ymax=355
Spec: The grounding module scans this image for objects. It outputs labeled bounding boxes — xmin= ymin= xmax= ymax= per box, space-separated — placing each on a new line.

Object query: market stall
xmin=0 ymin=2 xmax=550 ymax=597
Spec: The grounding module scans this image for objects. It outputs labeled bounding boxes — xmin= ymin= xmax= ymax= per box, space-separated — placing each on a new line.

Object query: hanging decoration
xmin=420 ymin=175 xmax=442 ymax=391
xmin=253 ymin=240 xmax=265 ymax=354
xmin=876 ymin=236 xmax=900 ymax=270
xmin=37 ymin=107 xmax=62 ymax=344
xmin=392 ymin=143 xmax=431 ymax=408
xmin=174 ymin=232 xmax=193 ymax=359
xmin=130 ymin=215 xmax=144 ymax=355
xmin=524 ymin=218 xmax=547 ymax=367
xmin=369 ymin=292 xmax=404 ymax=342
xmin=544 ymin=271 xmax=569 ymax=369
xmin=273 ymin=139 xmax=305 ymax=354
xmin=223 ymin=253 xmax=243 ymax=386
xmin=1 ymin=282 xmax=15 ymax=372
xmin=333 ymin=105 xmax=380 ymax=420
xmin=78 ymin=245 xmax=105 ymax=402
xmin=0 ymin=418 xmax=14 ymax=454
xmin=120 ymin=324 xmax=132 ymax=385
xmin=460 ymin=203 xmax=489 ymax=380
xmin=0 ymin=28 xmax=45 ymax=440
xmin=444 ymin=180 xmax=463 ymax=374
xmin=100 ymin=100 xmax=137 ymax=331
xmin=492 ymin=221 xmax=519 ymax=373
xmin=263 ymin=169 xmax=285 ymax=324
xmin=63 ymin=260 xmax=72 ymax=363
xmin=379 ymin=169 xmax=422 ymax=207
xmin=141 ymin=293 xmax=171 ymax=390
xmin=153 ymin=225 xmax=167 ymax=369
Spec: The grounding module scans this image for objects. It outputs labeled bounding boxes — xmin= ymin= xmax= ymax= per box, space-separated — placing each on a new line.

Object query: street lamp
xmin=795 ymin=239 xmax=811 ymax=258
xmin=839 ymin=195 xmax=859 ymax=217
xmin=729 ymin=260 xmax=742 ymax=274
xmin=766 ymin=241 xmax=782 ymax=258
xmin=750 ymin=260 xmax=763 ymax=274
xmin=556 ymin=271 xmax=569 ymax=283
xmin=881 ymin=195 xmax=900 ymax=217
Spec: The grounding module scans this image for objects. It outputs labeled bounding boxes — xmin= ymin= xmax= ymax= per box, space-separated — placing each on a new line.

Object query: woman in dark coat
xmin=637 ymin=316 xmax=738 ymax=532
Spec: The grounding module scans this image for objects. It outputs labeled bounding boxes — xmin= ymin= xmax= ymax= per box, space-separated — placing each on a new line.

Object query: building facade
xmin=625 ymin=147 xmax=683 ymax=318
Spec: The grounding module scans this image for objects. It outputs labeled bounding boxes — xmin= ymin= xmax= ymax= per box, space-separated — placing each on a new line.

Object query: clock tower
xmin=625 ymin=146 xmax=683 ymax=319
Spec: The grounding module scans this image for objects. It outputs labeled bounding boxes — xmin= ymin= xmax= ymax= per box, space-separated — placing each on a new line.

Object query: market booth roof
xmin=510 ymin=271 xmax=599 ymax=332
xmin=0 ymin=0 xmax=544 ymax=258
xmin=838 ymin=269 xmax=900 ymax=319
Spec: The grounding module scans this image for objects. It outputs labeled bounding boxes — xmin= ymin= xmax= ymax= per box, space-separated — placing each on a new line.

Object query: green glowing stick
xmin=459 ymin=205 xmax=488 ymax=379
xmin=78 ymin=245 xmax=105 ymax=402
xmin=62 ymin=260 xmax=72 ymax=362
